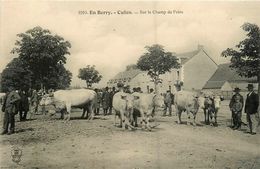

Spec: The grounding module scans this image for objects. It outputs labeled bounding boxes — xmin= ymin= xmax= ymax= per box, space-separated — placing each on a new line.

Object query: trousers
xmin=3 ymin=111 xmax=15 ymax=133
xmin=246 ymin=113 xmax=258 ymax=133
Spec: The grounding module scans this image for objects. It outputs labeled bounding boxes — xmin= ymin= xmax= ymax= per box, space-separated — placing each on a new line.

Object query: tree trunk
xmin=257 ymin=72 xmax=260 ymax=113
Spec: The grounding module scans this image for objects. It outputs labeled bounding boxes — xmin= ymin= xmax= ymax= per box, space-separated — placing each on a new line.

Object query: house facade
xmin=107 ymin=45 xmax=218 ymax=93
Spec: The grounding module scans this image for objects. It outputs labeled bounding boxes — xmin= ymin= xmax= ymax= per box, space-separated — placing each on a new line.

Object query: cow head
xmin=121 ymin=94 xmax=139 ymax=124
xmin=121 ymin=94 xmax=139 ymax=112
xmin=198 ymin=96 xmax=205 ymax=109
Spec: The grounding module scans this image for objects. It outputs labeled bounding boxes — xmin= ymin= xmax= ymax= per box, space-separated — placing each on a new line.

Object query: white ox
xmin=40 ymin=89 xmax=97 ymax=121
xmin=113 ymin=91 xmax=137 ymax=130
xmin=174 ymin=91 xmax=200 ymax=125
xmin=132 ymin=92 xmax=164 ymax=131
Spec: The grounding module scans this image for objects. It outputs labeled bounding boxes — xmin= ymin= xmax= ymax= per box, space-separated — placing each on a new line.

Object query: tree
xmin=1 ymin=58 xmax=32 ymax=92
xmin=78 ymin=65 xmax=102 ymax=87
xmin=44 ymin=64 xmax=72 ymax=89
xmin=137 ymin=44 xmax=180 ymax=93
xmin=221 ymin=22 xmax=260 ymax=111
xmin=11 ymin=26 xmax=72 ymax=89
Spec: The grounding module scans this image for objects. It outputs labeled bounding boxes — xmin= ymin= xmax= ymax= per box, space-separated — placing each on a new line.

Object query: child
xmin=231 ymin=96 xmax=243 ymax=130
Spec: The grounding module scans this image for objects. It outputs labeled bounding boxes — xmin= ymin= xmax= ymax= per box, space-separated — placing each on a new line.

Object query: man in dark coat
xmin=102 ymin=87 xmax=110 ymax=116
xmin=163 ymin=90 xmax=173 ymax=116
xmin=18 ymin=90 xmax=29 ymax=121
xmin=108 ymin=87 xmax=116 ymax=115
xmin=229 ymin=87 xmax=244 ymax=129
xmin=245 ymin=84 xmax=259 ymax=135
xmin=1 ymin=86 xmax=21 ymax=135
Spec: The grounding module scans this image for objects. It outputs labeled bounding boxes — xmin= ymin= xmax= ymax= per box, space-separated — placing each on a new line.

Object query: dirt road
xmin=0 ymin=101 xmax=259 ymax=169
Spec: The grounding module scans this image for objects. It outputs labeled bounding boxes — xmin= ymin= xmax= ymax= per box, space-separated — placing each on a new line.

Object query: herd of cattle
xmin=38 ymin=88 xmax=223 ymax=131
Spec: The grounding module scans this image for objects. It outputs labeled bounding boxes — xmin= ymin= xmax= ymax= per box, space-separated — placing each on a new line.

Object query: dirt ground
xmin=0 ymin=100 xmax=259 ymax=169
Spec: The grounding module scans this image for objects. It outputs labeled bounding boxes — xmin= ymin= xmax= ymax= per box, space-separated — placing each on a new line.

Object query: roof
xmin=203 ymin=63 xmax=257 ymax=89
xmin=203 ymin=81 xmax=226 ymax=89
xmin=176 ymin=50 xmax=200 ymax=64
xmin=109 ymin=69 xmax=143 ymax=82
xmin=175 ymin=46 xmax=217 ymax=65
xmin=207 ymin=63 xmax=257 ymax=82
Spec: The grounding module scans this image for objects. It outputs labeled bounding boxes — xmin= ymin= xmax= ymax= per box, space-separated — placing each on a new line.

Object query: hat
xmin=246 ymin=84 xmax=254 ymax=89
xmin=233 ymin=87 xmax=241 ymax=92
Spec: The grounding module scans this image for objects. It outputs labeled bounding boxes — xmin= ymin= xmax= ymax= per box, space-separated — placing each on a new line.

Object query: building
xmin=107 ymin=69 xmax=155 ymax=93
xmin=203 ymin=63 xmax=258 ymax=99
xmin=156 ymin=45 xmax=218 ymax=92
xmin=107 ymin=45 xmax=218 ymax=93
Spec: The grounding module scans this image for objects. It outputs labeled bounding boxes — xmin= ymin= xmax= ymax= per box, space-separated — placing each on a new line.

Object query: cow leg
xmin=204 ymin=108 xmax=210 ymax=125
xmin=60 ymin=109 xmax=65 ymax=119
xmin=203 ymin=108 xmax=207 ymax=124
xmin=206 ymin=109 xmax=210 ymax=125
xmin=209 ymin=109 xmax=214 ymax=126
xmin=132 ymin=110 xmax=138 ymax=127
xmin=214 ymin=109 xmax=218 ymax=126
xmin=125 ymin=116 xmax=133 ymax=131
xmin=81 ymin=108 xmax=86 ymax=119
xmin=176 ymin=108 xmax=182 ymax=124
xmin=192 ymin=113 xmax=197 ymax=126
xmin=186 ymin=111 xmax=191 ymax=125
xmin=120 ymin=110 xmax=126 ymax=130
xmin=87 ymin=105 xmax=94 ymax=120
xmin=139 ymin=110 xmax=146 ymax=130
xmin=146 ymin=114 xmax=152 ymax=131
xmin=114 ymin=111 xmax=118 ymax=126
xmin=66 ymin=103 xmax=71 ymax=121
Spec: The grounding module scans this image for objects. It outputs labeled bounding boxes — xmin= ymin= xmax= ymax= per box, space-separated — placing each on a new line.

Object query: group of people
xmin=1 ymin=87 xmax=47 ymax=135
xmin=94 ymin=87 xmax=117 ymax=116
xmin=229 ymin=84 xmax=259 ymax=135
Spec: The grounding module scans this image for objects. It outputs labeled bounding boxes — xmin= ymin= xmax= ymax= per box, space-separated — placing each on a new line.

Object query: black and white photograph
xmin=0 ymin=1 xmax=260 ymax=168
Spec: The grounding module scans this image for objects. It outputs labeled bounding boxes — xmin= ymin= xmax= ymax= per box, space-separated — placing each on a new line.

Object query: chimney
xmin=198 ymin=44 xmax=204 ymax=50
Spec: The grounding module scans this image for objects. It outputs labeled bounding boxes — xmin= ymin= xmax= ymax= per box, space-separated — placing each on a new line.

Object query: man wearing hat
xmin=163 ymin=90 xmax=173 ymax=116
xmin=229 ymin=87 xmax=244 ymax=129
xmin=1 ymin=86 xmax=21 ymax=135
xmin=245 ymin=84 xmax=259 ymax=135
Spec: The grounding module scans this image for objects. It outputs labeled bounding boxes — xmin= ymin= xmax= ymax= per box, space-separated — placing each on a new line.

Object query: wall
xmin=221 ymin=81 xmax=233 ymax=91
xmin=129 ymin=72 xmax=154 ymax=93
xmin=183 ymin=50 xmax=218 ymax=90
xmin=160 ymin=69 xmax=179 ymax=94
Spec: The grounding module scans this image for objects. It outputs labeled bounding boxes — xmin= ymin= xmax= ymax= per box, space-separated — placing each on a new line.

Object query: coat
xmin=19 ymin=92 xmax=29 ymax=111
xmin=1 ymin=91 xmax=21 ymax=114
xmin=229 ymin=93 xmax=244 ymax=109
xmin=245 ymin=92 xmax=259 ymax=115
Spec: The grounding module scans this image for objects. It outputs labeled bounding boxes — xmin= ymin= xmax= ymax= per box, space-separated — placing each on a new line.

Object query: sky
xmin=1 ymin=1 xmax=260 ymax=87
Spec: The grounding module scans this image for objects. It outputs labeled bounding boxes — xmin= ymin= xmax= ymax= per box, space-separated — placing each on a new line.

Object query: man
xmin=163 ymin=90 xmax=173 ymax=116
xmin=18 ymin=90 xmax=29 ymax=121
xmin=29 ymin=89 xmax=39 ymax=119
xmin=1 ymin=86 xmax=21 ymax=135
xmin=229 ymin=87 xmax=244 ymax=129
xmin=245 ymin=84 xmax=259 ymax=135
xmin=108 ymin=87 xmax=116 ymax=115
xmin=102 ymin=87 xmax=110 ymax=116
